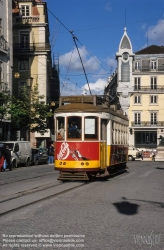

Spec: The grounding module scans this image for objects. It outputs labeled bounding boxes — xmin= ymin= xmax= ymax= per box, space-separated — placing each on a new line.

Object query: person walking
xmin=5 ymin=145 xmax=12 ymax=171
xmin=0 ymin=143 xmax=5 ymax=172
xmin=141 ymin=150 xmax=144 ymax=160
xmin=48 ymin=142 xmax=54 ymax=165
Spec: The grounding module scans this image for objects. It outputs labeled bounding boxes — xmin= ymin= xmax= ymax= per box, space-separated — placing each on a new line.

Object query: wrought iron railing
xmin=0 ymin=36 xmax=8 ymax=52
xmin=133 ymin=86 xmax=164 ymax=91
xmin=15 ymin=16 xmax=40 ymax=23
xmin=13 ymin=43 xmax=50 ymax=52
xmin=131 ymin=121 xmax=164 ymax=126
xmin=133 ymin=66 xmax=164 ymax=72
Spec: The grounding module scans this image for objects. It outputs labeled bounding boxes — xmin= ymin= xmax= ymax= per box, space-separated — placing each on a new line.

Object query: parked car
xmin=31 ymin=148 xmax=48 ymax=165
xmin=2 ymin=141 xmax=31 ymax=168
xmin=128 ymin=146 xmax=141 ymax=161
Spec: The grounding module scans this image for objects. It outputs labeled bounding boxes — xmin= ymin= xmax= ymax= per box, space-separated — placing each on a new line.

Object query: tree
xmin=9 ymin=85 xmax=53 ymax=135
xmin=0 ymin=82 xmax=11 ymax=121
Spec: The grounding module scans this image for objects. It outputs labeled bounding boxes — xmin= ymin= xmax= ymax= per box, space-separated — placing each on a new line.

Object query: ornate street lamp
xmin=26 ymin=77 xmax=33 ymax=87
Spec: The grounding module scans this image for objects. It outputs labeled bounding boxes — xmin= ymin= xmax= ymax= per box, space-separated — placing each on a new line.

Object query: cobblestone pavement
xmin=0 ymin=161 xmax=164 ymax=250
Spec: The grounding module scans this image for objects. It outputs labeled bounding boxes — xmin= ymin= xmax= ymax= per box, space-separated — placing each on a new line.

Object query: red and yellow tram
xmin=54 ymin=96 xmax=129 ymax=180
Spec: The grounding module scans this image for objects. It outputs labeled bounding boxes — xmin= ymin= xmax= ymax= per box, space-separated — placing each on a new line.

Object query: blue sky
xmin=46 ymin=0 xmax=164 ymax=96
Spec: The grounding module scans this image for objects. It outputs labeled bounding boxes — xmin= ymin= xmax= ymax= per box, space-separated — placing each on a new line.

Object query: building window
xmin=134 ymin=77 xmax=140 ymax=90
xmin=134 ymin=113 xmax=141 ymax=125
xmin=135 ymin=131 xmax=157 ymax=147
xmin=150 ymin=112 xmax=157 ymax=125
xmin=20 ymin=31 xmax=29 ymax=49
xmin=121 ymin=62 xmax=130 ymax=82
xmin=134 ymin=95 xmax=141 ymax=104
xmin=135 ymin=61 xmax=140 ymax=70
xmin=150 ymin=95 xmax=157 ymax=104
xmin=21 ymin=5 xmax=30 ymax=16
xmin=151 ymin=77 xmax=157 ymax=89
xmin=19 ymin=59 xmax=29 ymax=71
xmin=151 ymin=60 xmax=157 ymax=70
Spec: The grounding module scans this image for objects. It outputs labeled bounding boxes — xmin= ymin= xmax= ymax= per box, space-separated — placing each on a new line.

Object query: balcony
xmin=14 ymin=16 xmax=40 ymax=24
xmin=133 ymin=86 xmax=164 ymax=92
xmin=133 ymin=66 xmax=164 ymax=72
xmin=0 ymin=36 xmax=8 ymax=54
xmin=13 ymin=43 xmax=50 ymax=53
xmin=131 ymin=121 xmax=164 ymax=127
xmin=16 ymin=0 xmax=37 ymax=2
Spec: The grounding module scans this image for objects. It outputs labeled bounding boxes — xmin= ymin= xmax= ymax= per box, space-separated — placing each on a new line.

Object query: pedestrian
xmin=151 ymin=151 xmax=155 ymax=161
xmin=48 ymin=142 xmax=54 ymax=165
xmin=0 ymin=143 xmax=5 ymax=172
xmin=141 ymin=150 xmax=144 ymax=160
xmin=5 ymin=145 xmax=12 ymax=171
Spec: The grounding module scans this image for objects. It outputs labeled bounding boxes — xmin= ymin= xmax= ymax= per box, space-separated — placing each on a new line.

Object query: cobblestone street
xmin=0 ymin=161 xmax=164 ymax=250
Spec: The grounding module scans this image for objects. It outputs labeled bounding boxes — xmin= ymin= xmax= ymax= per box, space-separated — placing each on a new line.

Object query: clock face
xmin=123 ymin=52 xmax=129 ymax=60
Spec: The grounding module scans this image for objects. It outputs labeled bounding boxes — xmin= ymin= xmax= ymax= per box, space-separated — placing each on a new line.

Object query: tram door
xmin=100 ymin=119 xmax=107 ymax=169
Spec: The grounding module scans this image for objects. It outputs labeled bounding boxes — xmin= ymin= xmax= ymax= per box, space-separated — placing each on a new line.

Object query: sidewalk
xmin=135 ymin=157 xmax=164 ymax=161
xmin=135 ymin=158 xmax=154 ymax=161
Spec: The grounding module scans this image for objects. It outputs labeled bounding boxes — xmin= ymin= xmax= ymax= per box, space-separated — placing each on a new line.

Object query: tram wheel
xmin=87 ymin=173 xmax=96 ymax=181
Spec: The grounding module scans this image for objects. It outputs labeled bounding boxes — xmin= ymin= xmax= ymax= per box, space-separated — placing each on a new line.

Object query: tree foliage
xmin=0 ymin=82 xmax=11 ymax=121
xmin=9 ymin=85 xmax=53 ymax=134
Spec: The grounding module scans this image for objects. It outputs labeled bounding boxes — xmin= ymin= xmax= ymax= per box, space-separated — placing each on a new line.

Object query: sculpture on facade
xmin=158 ymin=135 xmax=164 ymax=146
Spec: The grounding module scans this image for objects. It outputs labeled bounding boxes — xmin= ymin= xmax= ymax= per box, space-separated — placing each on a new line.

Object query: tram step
xmin=58 ymin=172 xmax=89 ymax=181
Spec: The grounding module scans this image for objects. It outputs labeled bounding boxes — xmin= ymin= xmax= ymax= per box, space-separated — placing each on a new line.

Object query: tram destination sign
xmin=60 ymin=96 xmax=96 ymax=104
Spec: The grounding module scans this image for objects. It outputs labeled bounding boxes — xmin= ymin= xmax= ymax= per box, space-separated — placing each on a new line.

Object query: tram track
xmin=0 ymin=169 xmax=54 ymax=185
xmin=0 ymin=181 xmax=64 ymax=203
xmin=0 ymin=181 xmax=87 ymax=217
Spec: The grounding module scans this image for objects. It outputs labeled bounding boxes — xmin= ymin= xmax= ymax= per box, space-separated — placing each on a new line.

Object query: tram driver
xmin=68 ymin=122 xmax=81 ymax=138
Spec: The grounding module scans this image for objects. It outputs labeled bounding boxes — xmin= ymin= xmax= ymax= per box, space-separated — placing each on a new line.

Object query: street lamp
xmin=26 ymin=77 xmax=33 ymax=87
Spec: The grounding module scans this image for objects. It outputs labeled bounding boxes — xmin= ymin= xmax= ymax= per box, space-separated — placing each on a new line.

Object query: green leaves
xmin=0 ymin=83 xmax=53 ymax=133
xmin=0 ymin=84 xmax=11 ymax=121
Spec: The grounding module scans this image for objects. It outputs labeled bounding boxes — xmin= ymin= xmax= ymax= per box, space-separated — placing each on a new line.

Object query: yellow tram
xmin=54 ymin=96 xmax=129 ymax=180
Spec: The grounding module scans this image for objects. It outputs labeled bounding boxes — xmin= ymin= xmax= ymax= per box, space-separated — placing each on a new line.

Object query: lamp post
xmin=26 ymin=77 xmax=33 ymax=87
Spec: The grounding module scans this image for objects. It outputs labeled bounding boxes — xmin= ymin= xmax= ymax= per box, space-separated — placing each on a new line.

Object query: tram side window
xmin=57 ymin=117 xmax=65 ymax=140
xmin=67 ymin=116 xmax=81 ymax=139
xmin=85 ymin=117 xmax=98 ymax=139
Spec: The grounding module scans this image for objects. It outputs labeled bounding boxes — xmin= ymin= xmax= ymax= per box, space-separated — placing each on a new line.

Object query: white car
xmin=128 ymin=146 xmax=141 ymax=161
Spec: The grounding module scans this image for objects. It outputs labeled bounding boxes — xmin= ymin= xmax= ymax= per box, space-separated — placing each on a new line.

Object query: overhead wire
xmin=60 ymin=47 xmax=74 ymax=95
xmin=47 ymin=8 xmax=102 ymax=95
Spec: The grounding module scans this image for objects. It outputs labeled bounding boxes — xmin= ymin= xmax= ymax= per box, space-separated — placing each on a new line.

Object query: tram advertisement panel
xmin=55 ymin=142 xmax=99 ymax=161
xmin=110 ymin=145 xmax=128 ymax=165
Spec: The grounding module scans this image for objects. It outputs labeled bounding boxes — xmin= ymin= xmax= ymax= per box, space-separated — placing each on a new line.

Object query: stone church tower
xmin=116 ymin=28 xmax=134 ymax=115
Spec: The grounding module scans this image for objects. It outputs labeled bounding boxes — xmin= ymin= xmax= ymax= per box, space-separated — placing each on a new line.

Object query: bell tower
xmin=116 ymin=27 xmax=134 ymax=115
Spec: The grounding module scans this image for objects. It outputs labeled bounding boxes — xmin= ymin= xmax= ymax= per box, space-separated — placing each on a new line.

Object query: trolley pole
xmin=72 ymin=34 xmax=92 ymax=95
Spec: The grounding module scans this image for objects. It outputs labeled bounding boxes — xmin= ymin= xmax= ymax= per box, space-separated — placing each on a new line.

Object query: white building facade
xmin=105 ymin=28 xmax=164 ymax=149
xmin=0 ymin=0 xmax=13 ymax=140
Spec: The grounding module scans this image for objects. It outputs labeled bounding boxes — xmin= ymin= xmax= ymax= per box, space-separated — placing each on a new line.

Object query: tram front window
xmin=85 ymin=117 xmax=98 ymax=139
xmin=57 ymin=117 xmax=65 ymax=140
xmin=68 ymin=117 xmax=81 ymax=139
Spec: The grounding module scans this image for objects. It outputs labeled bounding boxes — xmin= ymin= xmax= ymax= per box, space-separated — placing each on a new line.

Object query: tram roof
xmin=55 ymin=103 xmax=128 ymax=121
